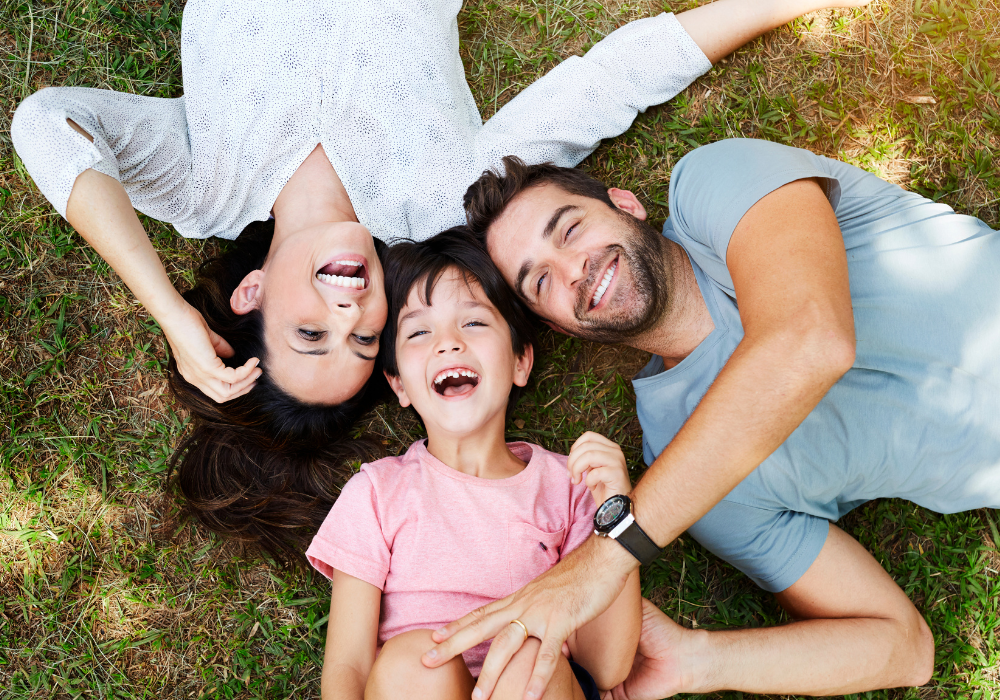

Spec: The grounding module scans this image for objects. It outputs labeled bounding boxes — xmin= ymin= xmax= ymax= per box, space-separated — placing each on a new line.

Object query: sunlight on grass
xmin=1 ymin=0 xmax=998 ymax=696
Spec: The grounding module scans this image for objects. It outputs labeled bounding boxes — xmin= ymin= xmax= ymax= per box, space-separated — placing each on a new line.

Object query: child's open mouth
xmin=317 ymin=258 xmax=368 ymax=290
xmin=432 ymin=368 xmax=481 ymax=397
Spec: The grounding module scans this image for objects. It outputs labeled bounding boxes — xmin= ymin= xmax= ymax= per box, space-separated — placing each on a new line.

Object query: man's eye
xmin=564 ymin=224 xmax=577 ymax=242
xmin=298 ymin=329 xmax=326 ymax=341
xmin=535 ymin=272 xmax=547 ymax=297
xmin=353 ymin=334 xmax=378 ymax=346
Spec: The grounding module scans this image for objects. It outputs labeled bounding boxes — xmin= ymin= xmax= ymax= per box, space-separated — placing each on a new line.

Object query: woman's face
xmin=235 ymin=221 xmax=387 ymax=404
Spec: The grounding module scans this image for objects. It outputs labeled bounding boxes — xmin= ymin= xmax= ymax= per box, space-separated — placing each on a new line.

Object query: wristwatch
xmin=593 ymin=494 xmax=661 ymax=566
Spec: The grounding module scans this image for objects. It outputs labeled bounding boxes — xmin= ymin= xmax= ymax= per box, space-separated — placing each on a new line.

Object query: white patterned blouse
xmin=11 ymin=0 xmax=710 ymax=244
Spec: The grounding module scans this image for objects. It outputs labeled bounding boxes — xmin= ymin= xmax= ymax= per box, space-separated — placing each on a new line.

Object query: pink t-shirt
xmin=306 ymin=440 xmax=597 ymax=676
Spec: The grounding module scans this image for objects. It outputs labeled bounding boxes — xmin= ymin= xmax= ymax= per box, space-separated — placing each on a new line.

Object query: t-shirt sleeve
xmin=686 ymin=499 xmax=830 ymax=593
xmin=563 ymin=483 xmax=598 ymax=556
xmin=306 ymin=471 xmax=391 ymax=588
xmin=666 ymin=139 xmax=844 ymax=294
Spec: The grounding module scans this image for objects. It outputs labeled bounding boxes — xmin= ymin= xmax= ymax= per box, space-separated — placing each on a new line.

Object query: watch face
xmin=595 ymin=496 xmax=627 ymax=530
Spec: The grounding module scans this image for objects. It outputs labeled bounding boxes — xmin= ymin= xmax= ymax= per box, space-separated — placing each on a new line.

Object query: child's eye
xmin=406 ymin=329 xmax=428 ymax=339
xmin=464 ymin=320 xmax=486 ymax=328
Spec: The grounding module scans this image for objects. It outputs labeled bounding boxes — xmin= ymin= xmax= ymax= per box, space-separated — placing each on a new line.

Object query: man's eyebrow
xmin=543 ymin=205 xmax=579 ymax=240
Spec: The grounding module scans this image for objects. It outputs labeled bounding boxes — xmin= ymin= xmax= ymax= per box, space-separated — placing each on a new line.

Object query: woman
xmin=12 ymin=0 xmax=867 ymax=561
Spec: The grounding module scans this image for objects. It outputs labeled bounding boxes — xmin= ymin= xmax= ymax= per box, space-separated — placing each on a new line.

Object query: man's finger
xmin=423 ymin=605 xmax=517 ymax=668
xmin=431 ymin=593 xmax=513 ymax=643
xmin=472 ymin=622 xmax=529 ymax=700
xmin=523 ymin=633 xmax=565 ymax=700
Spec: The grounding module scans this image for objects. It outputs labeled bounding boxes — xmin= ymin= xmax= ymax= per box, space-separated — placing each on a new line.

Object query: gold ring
xmin=510 ymin=619 xmax=529 ymax=642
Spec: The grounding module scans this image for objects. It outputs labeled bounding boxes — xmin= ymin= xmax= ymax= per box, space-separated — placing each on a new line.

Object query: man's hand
xmin=422 ymin=536 xmax=638 ymax=700
xmin=604 ymin=599 xmax=704 ymax=700
xmin=567 ymin=431 xmax=632 ymax=505
xmin=162 ymin=303 xmax=261 ymax=403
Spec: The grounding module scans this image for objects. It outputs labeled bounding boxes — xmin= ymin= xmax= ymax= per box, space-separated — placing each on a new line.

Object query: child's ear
xmin=384 ymin=370 xmax=412 ymax=408
xmin=512 ymin=344 xmax=534 ymax=388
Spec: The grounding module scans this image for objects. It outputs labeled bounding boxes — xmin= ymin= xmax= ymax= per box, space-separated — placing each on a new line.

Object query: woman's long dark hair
xmin=166 ymin=220 xmax=387 ymax=566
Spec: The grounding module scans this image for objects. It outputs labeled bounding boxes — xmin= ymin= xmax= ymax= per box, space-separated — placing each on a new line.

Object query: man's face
xmin=486 ymin=183 xmax=670 ymax=344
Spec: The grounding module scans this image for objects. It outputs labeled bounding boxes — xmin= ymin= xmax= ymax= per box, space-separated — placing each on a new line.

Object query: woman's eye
xmin=535 ymin=272 xmax=547 ymax=297
xmin=353 ymin=334 xmax=377 ymax=346
xmin=298 ymin=329 xmax=326 ymax=341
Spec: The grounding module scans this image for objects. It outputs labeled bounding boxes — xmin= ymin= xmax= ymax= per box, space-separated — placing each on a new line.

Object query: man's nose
xmin=557 ymin=249 xmax=590 ymax=289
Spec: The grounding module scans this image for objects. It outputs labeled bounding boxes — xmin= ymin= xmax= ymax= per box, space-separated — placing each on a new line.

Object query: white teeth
xmin=334 ymin=260 xmax=363 ymax=267
xmin=591 ymin=261 xmax=617 ymax=307
xmin=433 ymin=368 xmax=481 ymax=384
xmin=317 ymin=273 xmax=366 ymax=289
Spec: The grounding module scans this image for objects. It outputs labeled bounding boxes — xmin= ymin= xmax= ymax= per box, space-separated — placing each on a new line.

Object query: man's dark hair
xmin=380 ymin=226 xmax=538 ymax=419
xmin=463 ymin=156 xmax=615 ymax=245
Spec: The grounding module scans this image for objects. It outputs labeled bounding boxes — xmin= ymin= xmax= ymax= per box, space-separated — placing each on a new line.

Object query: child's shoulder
xmin=356 ymin=440 xmax=429 ymax=481
xmin=512 ymin=441 xmax=568 ymax=470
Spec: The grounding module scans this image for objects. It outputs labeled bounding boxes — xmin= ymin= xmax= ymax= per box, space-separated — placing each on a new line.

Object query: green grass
xmin=1 ymin=0 xmax=998 ymax=697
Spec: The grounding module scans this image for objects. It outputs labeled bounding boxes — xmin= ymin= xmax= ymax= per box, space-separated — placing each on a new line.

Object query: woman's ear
xmin=607 ymin=188 xmax=648 ymax=221
xmin=512 ymin=343 xmax=535 ymax=388
xmin=231 ymin=269 xmax=265 ymax=315
xmin=384 ymin=370 xmax=412 ymax=408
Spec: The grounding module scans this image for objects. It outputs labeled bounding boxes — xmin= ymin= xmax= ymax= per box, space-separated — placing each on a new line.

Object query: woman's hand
xmin=162 ymin=303 xmax=261 ymax=403
xmin=567 ymin=431 xmax=632 ymax=505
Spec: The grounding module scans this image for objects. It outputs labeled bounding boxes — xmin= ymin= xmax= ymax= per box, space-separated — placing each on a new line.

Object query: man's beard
xmin=570 ymin=211 xmax=670 ymax=344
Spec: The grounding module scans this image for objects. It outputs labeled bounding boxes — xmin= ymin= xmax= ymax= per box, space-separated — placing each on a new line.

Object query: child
xmin=306 ymin=227 xmax=641 ymax=700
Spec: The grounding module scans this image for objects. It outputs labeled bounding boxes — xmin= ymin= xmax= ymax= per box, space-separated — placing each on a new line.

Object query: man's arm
xmin=423 ymin=179 xmax=858 ymax=699
xmin=612 ymin=525 xmax=934 ymax=699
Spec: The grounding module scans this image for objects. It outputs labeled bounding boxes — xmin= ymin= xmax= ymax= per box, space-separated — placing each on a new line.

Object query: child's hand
xmin=567 ymin=432 xmax=631 ymax=506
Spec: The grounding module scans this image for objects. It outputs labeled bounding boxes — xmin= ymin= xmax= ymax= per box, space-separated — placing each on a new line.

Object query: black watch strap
xmin=615 ymin=520 xmax=662 ymax=566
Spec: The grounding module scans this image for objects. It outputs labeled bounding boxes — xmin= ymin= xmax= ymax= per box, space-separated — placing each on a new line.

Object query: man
xmin=420 ymin=138 xmax=1000 ymax=698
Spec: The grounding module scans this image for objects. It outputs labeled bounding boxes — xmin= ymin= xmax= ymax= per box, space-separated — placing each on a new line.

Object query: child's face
xmin=387 ymin=268 xmax=533 ymax=438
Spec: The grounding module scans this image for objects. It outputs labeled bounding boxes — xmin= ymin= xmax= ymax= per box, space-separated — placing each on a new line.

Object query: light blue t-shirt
xmin=633 ymin=139 xmax=1000 ymax=593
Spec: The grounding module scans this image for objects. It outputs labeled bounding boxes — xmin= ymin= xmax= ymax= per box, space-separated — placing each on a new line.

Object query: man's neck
xmin=271 ymin=144 xmax=358 ymax=245
xmin=630 ymin=240 xmax=715 ymax=369
xmin=424 ymin=413 xmax=526 ymax=480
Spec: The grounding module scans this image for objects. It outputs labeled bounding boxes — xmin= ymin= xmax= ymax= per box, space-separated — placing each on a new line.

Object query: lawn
xmin=1 ymin=0 xmax=998 ymax=697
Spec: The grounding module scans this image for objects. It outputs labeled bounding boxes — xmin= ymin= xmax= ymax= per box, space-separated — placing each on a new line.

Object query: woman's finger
xmin=209 ymin=327 xmax=236 ymax=358
xmin=220 ymin=367 xmax=262 ymax=400
xmin=472 ymin=621 xmax=531 ymax=700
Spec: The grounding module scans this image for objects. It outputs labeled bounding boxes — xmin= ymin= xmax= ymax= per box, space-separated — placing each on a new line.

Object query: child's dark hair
xmin=380 ymin=226 xmax=537 ymax=419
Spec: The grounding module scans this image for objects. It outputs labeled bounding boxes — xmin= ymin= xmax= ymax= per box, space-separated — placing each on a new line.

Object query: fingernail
xmin=472 ymin=688 xmax=483 ymax=699
xmin=253 ymin=358 xmax=261 ymax=367
xmin=425 ymin=649 xmax=437 ymax=660
xmin=526 ymin=686 xmax=540 ymax=699
xmin=435 ymin=627 xmax=447 ymax=636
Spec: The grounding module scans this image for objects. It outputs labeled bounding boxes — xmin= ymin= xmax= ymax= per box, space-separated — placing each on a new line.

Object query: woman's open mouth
xmin=317 ymin=256 xmax=369 ymax=290
xmin=432 ymin=367 xmax=481 ymax=398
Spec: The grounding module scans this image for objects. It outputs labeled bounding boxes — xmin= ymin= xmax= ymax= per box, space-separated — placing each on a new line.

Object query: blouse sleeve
xmin=11 ymin=86 xmax=193 ymax=225
xmin=474 ymin=13 xmax=711 ymax=173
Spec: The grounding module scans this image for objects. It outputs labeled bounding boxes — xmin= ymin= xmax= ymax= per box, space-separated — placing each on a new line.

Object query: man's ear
xmin=231 ymin=269 xmax=265 ymax=315
xmin=512 ymin=343 xmax=535 ymax=388
xmin=542 ymin=319 xmax=572 ymax=336
xmin=384 ymin=370 xmax=412 ymax=408
xmin=607 ymin=188 xmax=648 ymax=221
